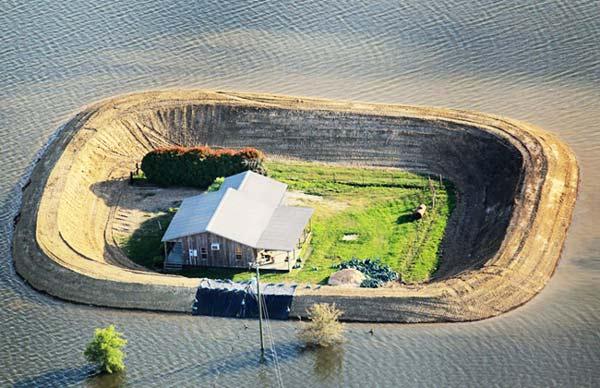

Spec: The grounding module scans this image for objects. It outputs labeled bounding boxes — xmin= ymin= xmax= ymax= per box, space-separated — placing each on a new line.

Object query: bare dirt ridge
xmin=12 ymin=90 xmax=579 ymax=321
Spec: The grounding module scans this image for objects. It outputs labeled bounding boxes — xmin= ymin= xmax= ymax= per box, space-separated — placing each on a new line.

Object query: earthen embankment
xmin=12 ymin=90 xmax=578 ymax=321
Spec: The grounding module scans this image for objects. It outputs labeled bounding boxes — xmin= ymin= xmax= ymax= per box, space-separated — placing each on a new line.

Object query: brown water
xmin=1 ymin=1 xmax=599 ymax=386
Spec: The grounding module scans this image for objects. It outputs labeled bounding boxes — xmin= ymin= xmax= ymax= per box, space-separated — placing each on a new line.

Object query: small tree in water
xmin=84 ymin=325 xmax=127 ymax=374
xmin=298 ymin=303 xmax=345 ymax=347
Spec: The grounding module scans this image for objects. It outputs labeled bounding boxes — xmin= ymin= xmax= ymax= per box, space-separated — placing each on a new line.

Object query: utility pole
xmin=255 ymin=263 xmax=265 ymax=356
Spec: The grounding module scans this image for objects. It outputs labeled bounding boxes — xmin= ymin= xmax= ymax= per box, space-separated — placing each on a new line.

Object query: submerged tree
xmin=84 ymin=325 xmax=127 ymax=374
xmin=298 ymin=303 xmax=345 ymax=347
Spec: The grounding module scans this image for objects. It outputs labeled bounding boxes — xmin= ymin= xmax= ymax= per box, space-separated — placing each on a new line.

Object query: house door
xmin=188 ymin=237 xmax=198 ymax=266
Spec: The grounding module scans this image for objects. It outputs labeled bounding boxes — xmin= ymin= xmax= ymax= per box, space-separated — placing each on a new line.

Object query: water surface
xmin=1 ymin=1 xmax=599 ymax=386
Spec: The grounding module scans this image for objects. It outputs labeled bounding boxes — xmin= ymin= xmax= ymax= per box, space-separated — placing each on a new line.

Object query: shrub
xmin=298 ymin=303 xmax=345 ymax=347
xmin=84 ymin=325 xmax=127 ymax=374
xmin=152 ymin=255 xmax=164 ymax=268
xmin=140 ymin=146 xmax=266 ymax=189
xmin=336 ymin=258 xmax=398 ymax=288
xmin=207 ymin=176 xmax=224 ymax=192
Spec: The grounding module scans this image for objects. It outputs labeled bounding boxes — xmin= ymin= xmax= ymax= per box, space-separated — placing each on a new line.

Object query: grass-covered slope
xmin=120 ymin=159 xmax=454 ymax=284
xmin=263 ymin=160 xmax=453 ymax=283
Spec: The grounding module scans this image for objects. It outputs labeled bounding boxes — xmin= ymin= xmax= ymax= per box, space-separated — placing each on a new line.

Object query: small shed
xmin=161 ymin=171 xmax=313 ymax=271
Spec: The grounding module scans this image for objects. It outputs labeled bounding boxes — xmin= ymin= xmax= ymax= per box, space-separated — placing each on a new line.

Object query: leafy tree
xmin=84 ymin=325 xmax=127 ymax=374
xmin=298 ymin=303 xmax=345 ymax=347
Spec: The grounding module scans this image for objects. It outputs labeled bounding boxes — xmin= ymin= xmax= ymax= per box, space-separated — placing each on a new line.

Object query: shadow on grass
xmin=121 ymin=212 xmax=175 ymax=270
xmin=396 ymin=212 xmax=416 ymax=224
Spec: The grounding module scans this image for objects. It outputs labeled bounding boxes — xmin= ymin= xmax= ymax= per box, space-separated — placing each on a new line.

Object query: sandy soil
xmin=107 ymin=182 xmax=203 ymax=269
xmin=283 ymin=190 xmax=349 ymax=213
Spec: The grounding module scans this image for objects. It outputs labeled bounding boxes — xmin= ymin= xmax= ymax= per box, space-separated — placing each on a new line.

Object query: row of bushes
xmin=336 ymin=258 xmax=398 ymax=288
xmin=141 ymin=146 xmax=266 ymax=188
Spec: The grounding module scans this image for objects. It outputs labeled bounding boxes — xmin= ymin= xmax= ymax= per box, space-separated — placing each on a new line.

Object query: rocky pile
xmin=328 ymin=269 xmax=365 ymax=287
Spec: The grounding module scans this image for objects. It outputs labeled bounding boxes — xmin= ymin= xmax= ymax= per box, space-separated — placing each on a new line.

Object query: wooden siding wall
xmin=181 ymin=232 xmax=256 ymax=268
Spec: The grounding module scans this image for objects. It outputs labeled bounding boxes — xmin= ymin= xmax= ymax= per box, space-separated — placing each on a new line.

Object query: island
xmin=12 ymin=90 xmax=579 ymax=322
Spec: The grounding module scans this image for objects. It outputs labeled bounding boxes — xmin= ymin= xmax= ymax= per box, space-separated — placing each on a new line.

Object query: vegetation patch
xmin=141 ymin=146 xmax=265 ymax=188
xmin=298 ymin=303 xmax=345 ymax=348
xmin=119 ymin=159 xmax=454 ymax=284
xmin=336 ymin=258 xmax=398 ymax=288
xmin=207 ymin=176 xmax=224 ymax=192
xmin=119 ymin=210 xmax=177 ymax=270
xmin=84 ymin=325 xmax=127 ymax=374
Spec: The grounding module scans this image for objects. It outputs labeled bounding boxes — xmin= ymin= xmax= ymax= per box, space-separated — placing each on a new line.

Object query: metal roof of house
xmin=161 ymin=171 xmax=312 ymax=251
xmin=256 ymin=206 xmax=314 ymax=251
xmin=219 ymin=170 xmax=287 ymax=208
xmin=161 ymin=189 xmax=225 ymax=242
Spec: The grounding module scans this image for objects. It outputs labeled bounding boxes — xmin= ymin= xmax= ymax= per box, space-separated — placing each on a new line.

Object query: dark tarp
xmin=192 ymin=279 xmax=296 ymax=320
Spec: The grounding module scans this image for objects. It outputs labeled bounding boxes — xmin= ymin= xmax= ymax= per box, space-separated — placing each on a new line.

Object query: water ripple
xmin=0 ymin=0 xmax=599 ymax=386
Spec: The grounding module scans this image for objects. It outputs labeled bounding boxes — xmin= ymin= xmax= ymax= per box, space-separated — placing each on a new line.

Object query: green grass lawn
xmin=120 ymin=159 xmax=454 ymax=285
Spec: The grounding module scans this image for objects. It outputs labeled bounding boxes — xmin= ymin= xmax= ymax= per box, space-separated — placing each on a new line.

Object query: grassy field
xmin=120 ymin=159 xmax=454 ymax=284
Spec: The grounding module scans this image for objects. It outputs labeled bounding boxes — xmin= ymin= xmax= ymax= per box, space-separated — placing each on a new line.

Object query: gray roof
xmin=205 ymin=188 xmax=275 ymax=247
xmin=161 ymin=171 xmax=312 ymax=251
xmin=219 ymin=170 xmax=287 ymax=208
xmin=256 ymin=206 xmax=314 ymax=251
xmin=161 ymin=190 xmax=226 ymax=242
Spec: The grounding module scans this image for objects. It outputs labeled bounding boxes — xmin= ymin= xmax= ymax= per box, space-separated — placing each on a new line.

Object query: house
xmin=161 ymin=170 xmax=313 ymax=271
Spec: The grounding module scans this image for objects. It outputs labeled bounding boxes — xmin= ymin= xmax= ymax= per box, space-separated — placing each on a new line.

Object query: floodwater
xmin=1 ymin=1 xmax=599 ymax=386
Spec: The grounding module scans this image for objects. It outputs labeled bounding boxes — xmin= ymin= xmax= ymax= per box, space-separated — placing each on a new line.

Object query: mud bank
xmin=12 ymin=90 xmax=578 ymax=321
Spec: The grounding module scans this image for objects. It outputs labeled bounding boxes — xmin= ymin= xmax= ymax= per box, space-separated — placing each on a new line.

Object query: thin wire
xmin=266 ymin=296 xmax=283 ymax=385
xmin=263 ymin=296 xmax=281 ymax=380
xmin=261 ymin=292 xmax=282 ymax=388
xmin=249 ymin=278 xmax=284 ymax=388
xmin=260 ymin=290 xmax=284 ymax=388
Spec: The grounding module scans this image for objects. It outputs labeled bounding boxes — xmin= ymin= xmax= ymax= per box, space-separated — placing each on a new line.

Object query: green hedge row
xmin=141 ymin=146 xmax=266 ymax=188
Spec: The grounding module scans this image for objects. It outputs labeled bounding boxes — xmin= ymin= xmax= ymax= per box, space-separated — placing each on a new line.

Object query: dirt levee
xmin=12 ymin=90 xmax=578 ymax=321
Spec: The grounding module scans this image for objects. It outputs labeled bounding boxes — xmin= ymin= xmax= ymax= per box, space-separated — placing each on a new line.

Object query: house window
xmin=200 ymin=247 xmax=208 ymax=260
xmin=235 ymin=246 xmax=243 ymax=261
xmin=211 ymin=243 xmax=220 ymax=251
